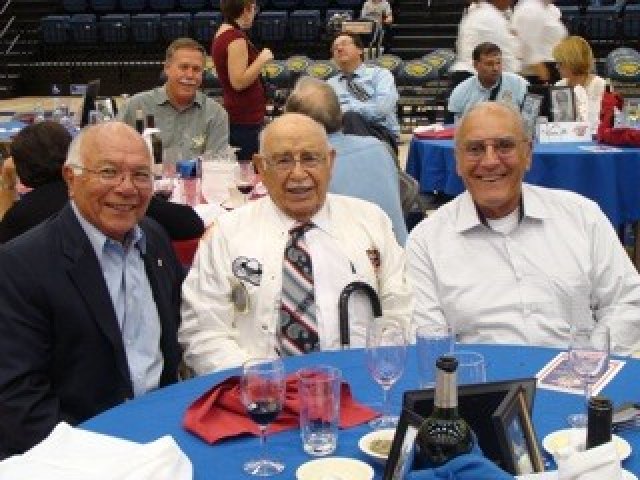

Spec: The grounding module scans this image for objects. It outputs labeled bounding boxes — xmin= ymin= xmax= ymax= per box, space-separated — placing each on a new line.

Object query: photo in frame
xmin=521 ymin=93 xmax=543 ymax=139
xmin=550 ymin=86 xmax=576 ymax=122
xmin=94 ymin=97 xmax=117 ymax=121
xmin=402 ymin=378 xmax=536 ymax=470
xmin=623 ymin=97 xmax=640 ymax=128
xmin=383 ymin=408 xmax=423 ymax=480
xmin=492 ymin=386 xmax=545 ymax=475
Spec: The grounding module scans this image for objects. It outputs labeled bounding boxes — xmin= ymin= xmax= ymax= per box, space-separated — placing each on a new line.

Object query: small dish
xmin=542 ymin=428 xmax=631 ymax=460
xmin=623 ymin=469 xmax=638 ymax=480
xmin=358 ymin=428 xmax=396 ymax=465
xmin=296 ymin=457 xmax=374 ymax=480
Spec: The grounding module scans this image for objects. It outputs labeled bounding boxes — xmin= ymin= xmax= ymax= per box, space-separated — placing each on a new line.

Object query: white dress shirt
xmin=512 ymin=0 xmax=567 ymax=67
xmin=406 ymin=184 xmax=640 ymax=355
xmin=451 ymin=1 xmax=521 ymax=74
xmin=556 ymin=76 xmax=606 ymax=132
xmin=179 ymin=194 xmax=412 ymax=374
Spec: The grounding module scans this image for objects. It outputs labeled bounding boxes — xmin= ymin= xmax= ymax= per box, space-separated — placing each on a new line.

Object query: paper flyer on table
xmin=536 ymin=352 xmax=625 ymax=395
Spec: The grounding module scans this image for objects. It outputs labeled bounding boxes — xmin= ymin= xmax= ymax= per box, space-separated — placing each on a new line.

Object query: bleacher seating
xmin=131 ymin=13 xmax=161 ymax=43
xmin=70 ymin=13 xmax=98 ymax=43
xmin=90 ymin=0 xmax=118 ymax=13
xmin=289 ymin=9 xmax=322 ymax=41
xmin=193 ymin=11 xmax=222 ymax=45
xmin=583 ymin=5 xmax=621 ymax=43
xmin=623 ymin=4 xmax=640 ymax=45
xmin=160 ymin=12 xmax=191 ymax=42
xmin=63 ymin=0 xmax=89 ymax=13
xmin=253 ymin=11 xmax=288 ymax=42
xmin=149 ymin=0 xmax=176 ymax=12
xmin=178 ymin=0 xmax=207 ymax=11
xmin=302 ymin=0 xmax=330 ymax=8
xmin=41 ymin=15 xmax=70 ymax=44
xmin=271 ymin=0 xmax=300 ymax=8
xmin=99 ymin=13 xmax=130 ymax=43
xmin=121 ymin=0 xmax=147 ymax=13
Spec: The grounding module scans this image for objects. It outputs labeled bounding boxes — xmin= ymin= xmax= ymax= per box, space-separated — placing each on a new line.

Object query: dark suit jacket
xmin=0 ymin=204 xmax=184 ymax=457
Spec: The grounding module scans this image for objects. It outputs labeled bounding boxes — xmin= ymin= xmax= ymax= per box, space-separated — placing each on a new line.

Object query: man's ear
xmin=62 ymin=165 xmax=76 ymax=198
xmin=252 ymin=154 xmax=264 ymax=176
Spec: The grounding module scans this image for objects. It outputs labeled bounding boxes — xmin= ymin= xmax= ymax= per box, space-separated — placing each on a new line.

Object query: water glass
xmin=451 ymin=351 xmax=486 ymax=385
xmin=297 ymin=366 xmax=341 ymax=456
xmin=416 ymin=324 xmax=454 ymax=388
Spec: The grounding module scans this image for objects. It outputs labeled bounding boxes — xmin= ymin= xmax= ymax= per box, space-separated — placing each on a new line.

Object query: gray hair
xmin=454 ymin=102 xmax=525 ymax=148
xmin=284 ymin=76 xmax=342 ymax=134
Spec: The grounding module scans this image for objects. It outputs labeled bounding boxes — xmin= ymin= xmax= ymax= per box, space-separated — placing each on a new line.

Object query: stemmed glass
xmin=366 ymin=318 xmax=407 ymax=429
xmin=567 ymin=324 xmax=611 ymax=428
xmin=233 ymin=162 xmax=256 ymax=204
xmin=241 ymin=358 xmax=286 ymax=476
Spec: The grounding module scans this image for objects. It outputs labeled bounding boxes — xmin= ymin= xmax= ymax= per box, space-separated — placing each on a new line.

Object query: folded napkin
xmin=413 ymin=125 xmax=456 ymax=139
xmin=0 ymin=422 xmax=192 ymax=480
xmin=183 ymin=374 xmax=378 ymax=443
xmin=556 ymin=441 xmax=622 ymax=480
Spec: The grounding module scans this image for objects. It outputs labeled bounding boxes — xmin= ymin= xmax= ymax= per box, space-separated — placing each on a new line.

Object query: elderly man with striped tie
xmin=327 ymin=32 xmax=400 ymax=155
xmin=179 ymin=113 xmax=411 ymax=374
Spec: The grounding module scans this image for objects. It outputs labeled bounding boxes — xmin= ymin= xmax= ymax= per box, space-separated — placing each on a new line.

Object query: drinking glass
xmin=416 ymin=324 xmax=454 ymax=388
xmin=241 ymin=358 xmax=286 ymax=476
xmin=566 ymin=324 xmax=610 ymax=428
xmin=451 ymin=351 xmax=486 ymax=385
xmin=366 ymin=318 xmax=407 ymax=429
xmin=234 ymin=162 xmax=256 ymax=204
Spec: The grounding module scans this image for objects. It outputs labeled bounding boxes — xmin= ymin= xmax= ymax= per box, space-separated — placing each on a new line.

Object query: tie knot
xmin=341 ymin=73 xmax=355 ymax=81
xmin=289 ymin=223 xmax=314 ymax=238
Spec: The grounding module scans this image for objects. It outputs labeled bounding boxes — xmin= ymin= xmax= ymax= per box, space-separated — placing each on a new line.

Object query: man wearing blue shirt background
xmin=447 ymin=42 xmax=528 ymax=124
xmin=327 ymin=32 xmax=400 ymax=154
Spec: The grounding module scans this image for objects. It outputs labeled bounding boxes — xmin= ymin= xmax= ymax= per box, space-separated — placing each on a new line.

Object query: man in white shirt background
xmin=179 ymin=113 xmax=411 ymax=374
xmin=407 ymin=102 xmax=640 ymax=355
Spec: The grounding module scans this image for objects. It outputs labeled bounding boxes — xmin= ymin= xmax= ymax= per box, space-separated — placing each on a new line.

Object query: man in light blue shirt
xmin=327 ymin=32 xmax=400 ymax=154
xmin=448 ymin=42 xmax=529 ymax=123
xmin=286 ymin=76 xmax=408 ymax=245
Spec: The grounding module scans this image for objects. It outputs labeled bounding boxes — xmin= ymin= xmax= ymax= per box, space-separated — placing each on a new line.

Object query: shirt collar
xmin=70 ymin=200 xmax=147 ymax=256
xmin=157 ymin=86 xmax=203 ymax=109
xmin=473 ymin=74 xmax=501 ymax=92
xmin=270 ymin=196 xmax=331 ymax=234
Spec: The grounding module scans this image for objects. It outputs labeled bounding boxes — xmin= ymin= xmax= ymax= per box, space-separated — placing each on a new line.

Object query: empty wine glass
xmin=567 ymin=324 xmax=610 ymax=428
xmin=234 ymin=162 xmax=256 ymax=204
xmin=366 ymin=318 xmax=407 ymax=429
xmin=241 ymin=357 xmax=286 ymax=476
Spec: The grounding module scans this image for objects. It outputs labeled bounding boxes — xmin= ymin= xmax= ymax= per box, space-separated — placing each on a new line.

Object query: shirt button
xmin=262 ymin=324 xmax=268 ymax=331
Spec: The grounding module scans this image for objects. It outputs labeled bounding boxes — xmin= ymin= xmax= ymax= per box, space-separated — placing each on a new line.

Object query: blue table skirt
xmin=81 ymin=345 xmax=640 ymax=479
xmin=406 ymin=138 xmax=640 ymax=228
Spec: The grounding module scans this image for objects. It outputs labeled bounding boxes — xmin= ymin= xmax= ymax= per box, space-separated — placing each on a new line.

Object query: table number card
xmin=536 ymin=352 xmax=625 ymax=395
xmin=537 ymin=122 xmax=591 ymax=143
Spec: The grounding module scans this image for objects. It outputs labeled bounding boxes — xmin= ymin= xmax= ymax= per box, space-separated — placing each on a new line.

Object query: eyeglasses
xmin=461 ymin=137 xmax=521 ymax=160
xmin=71 ymin=164 xmax=153 ymax=189
xmin=263 ymin=151 xmax=327 ymax=172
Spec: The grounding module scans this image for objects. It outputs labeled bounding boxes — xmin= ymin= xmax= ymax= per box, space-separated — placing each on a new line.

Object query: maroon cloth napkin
xmin=413 ymin=126 xmax=456 ymax=139
xmin=183 ymin=374 xmax=379 ymax=444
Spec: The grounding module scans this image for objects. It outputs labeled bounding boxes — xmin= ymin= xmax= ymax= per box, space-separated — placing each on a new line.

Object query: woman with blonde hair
xmin=553 ymin=35 xmax=606 ymax=131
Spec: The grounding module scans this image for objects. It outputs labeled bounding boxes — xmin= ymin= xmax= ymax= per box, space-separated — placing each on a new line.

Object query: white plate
xmin=358 ymin=428 xmax=395 ymax=465
xmin=296 ymin=457 xmax=374 ymax=480
xmin=542 ymin=428 xmax=631 ymax=460
xmin=623 ymin=469 xmax=638 ymax=480
xmin=515 ymin=469 xmax=636 ymax=479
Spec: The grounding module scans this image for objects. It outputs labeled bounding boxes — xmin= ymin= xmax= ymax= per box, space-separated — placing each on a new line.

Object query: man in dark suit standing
xmin=0 ymin=122 xmax=184 ymax=457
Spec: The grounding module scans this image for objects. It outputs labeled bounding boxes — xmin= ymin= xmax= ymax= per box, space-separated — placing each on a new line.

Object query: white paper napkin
xmin=556 ymin=441 xmax=623 ymax=480
xmin=0 ymin=422 xmax=192 ymax=480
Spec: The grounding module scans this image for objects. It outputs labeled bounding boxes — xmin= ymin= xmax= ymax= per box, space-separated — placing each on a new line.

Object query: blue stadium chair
xmin=605 ymin=47 xmax=640 ymax=82
xmin=623 ymin=4 xmax=640 ymax=42
xmin=270 ymin=0 xmax=299 ymax=8
xmin=90 ymin=0 xmax=117 ymax=13
xmin=285 ymin=55 xmax=311 ymax=76
xmin=396 ymin=58 xmax=439 ymax=87
xmin=334 ymin=0 xmax=362 ymax=8
xmin=63 ymin=0 xmax=89 ymax=12
xmin=121 ymin=0 xmax=146 ymax=12
xmin=423 ymin=48 xmax=455 ymax=77
xmin=253 ymin=11 xmax=288 ymax=42
xmin=373 ymin=53 xmax=403 ymax=76
xmin=70 ymin=13 xmax=98 ymax=43
xmin=262 ymin=60 xmax=292 ymax=89
xmin=160 ymin=12 xmax=192 ymax=41
xmin=302 ymin=0 xmax=329 ymax=8
xmin=305 ymin=59 xmax=338 ymax=80
xmin=41 ymin=15 xmax=70 ymax=44
xmin=131 ymin=13 xmax=161 ymax=43
xmin=99 ymin=13 xmax=130 ymax=43
xmin=178 ymin=0 xmax=207 ymax=11
xmin=211 ymin=0 xmax=221 ymax=8
xmin=583 ymin=5 xmax=620 ymax=41
xmin=149 ymin=0 xmax=176 ymax=12
xmin=193 ymin=11 xmax=222 ymax=44
xmin=559 ymin=5 xmax=582 ymax=35
xmin=289 ymin=10 xmax=321 ymax=41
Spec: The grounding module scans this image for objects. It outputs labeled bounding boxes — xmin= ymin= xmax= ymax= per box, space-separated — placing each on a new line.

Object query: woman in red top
xmin=212 ymin=0 xmax=273 ymax=162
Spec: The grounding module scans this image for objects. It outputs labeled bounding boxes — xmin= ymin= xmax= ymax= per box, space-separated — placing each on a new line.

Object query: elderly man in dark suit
xmin=0 ymin=122 xmax=184 ymax=458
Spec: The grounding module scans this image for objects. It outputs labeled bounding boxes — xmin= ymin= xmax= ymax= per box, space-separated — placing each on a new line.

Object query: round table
xmin=81 ymin=345 xmax=640 ymax=479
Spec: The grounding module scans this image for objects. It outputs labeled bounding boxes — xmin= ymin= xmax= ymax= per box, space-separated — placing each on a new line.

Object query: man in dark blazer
xmin=0 ymin=122 xmax=184 ymax=458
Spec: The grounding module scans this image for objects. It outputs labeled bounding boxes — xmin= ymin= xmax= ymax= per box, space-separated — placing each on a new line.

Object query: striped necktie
xmin=341 ymin=73 xmax=371 ymax=102
xmin=278 ymin=223 xmax=320 ymax=355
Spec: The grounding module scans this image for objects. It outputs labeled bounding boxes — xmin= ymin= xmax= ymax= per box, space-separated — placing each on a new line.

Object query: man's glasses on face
xmin=263 ymin=151 xmax=327 ymax=172
xmin=461 ymin=137 xmax=521 ymax=160
xmin=71 ymin=164 xmax=153 ymax=189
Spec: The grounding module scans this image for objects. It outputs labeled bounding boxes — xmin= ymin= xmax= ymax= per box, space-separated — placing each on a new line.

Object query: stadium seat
xmin=270 ymin=0 xmax=299 ymax=8
xmin=583 ymin=6 xmax=620 ymax=41
xmin=262 ymin=60 xmax=292 ymax=89
xmin=41 ymin=15 xmax=70 ymax=44
xmin=121 ymin=0 xmax=146 ymax=12
xmin=623 ymin=4 xmax=640 ymax=43
xmin=211 ymin=0 xmax=220 ymax=8
xmin=302 ymin=0 xmax=330 ymax=8
xmin=289 ymin=10 xmax=321 ymax=42
xmin=423 ymin=48 xmax=455 ymax=77
xmin=160 ymin=12 xmax=192 ymax=42
xmin=131 ymin=13 xmax=161 ymax=43
xmin=373 ymin=54 xmax=403 ymax=75
xmin=63 ymin=0 xmax=89 ymax=13
xmin=193 ymin=11 xmax=222 ymax=44
xmin=99 ymin=13 xmax=130 ymax=43
xmin=334 ymin=0 xmax=362 ymax=8
xmin=178 ymin=0 xmax=207 ymax=11
xmin=285 ymin=55 xmax=311 ymax=78
xmin=149 ymin=0 xmax=176 ymax=12
xmin=305 ymin=59 xmax=338 ymax=80
xmin=559 ymin=5 xmax=582 ymax=35
xmin=396 ymin=58 xmax=439 ymax=87
xmin=70 ymin=13 xmax=98 ymax=43
xmin=605 ymin=47 xmax=640 ymax=82
xmin=253 ymin=11 xmax=288 ymax=42
xmin=90 ymin=0 xmax=117 ymax=13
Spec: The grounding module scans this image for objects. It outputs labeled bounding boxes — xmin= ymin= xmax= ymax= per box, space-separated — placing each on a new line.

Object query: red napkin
xmin=596 ymin=90 xmax=640 ymax=147
xmin=183 ymin=374 xmax=379 ymax=444
xmin=413 ymin=126 xmax=456 ymax=139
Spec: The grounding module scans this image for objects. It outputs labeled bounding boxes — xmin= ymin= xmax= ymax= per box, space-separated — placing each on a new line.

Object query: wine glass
xmin=366 ymin=318 xmax=407 ymax=429
xmin=566 ymin=324 xmax=610 ymax=428
xmin=241 ymin=358 xmax=286 ymax=476
xmin=234 ymin=162 xmax=256 ymax=204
